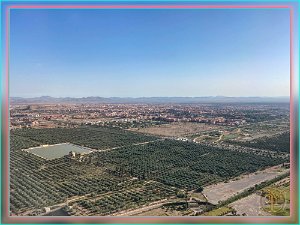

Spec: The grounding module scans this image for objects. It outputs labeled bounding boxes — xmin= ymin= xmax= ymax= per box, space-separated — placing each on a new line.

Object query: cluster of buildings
xmin=10 ymin=103 xmax=287 ymax=130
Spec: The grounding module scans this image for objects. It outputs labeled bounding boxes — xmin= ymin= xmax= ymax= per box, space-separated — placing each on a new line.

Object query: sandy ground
xmin=111 ymin=199 xmax=169 ymax=216
xmin=134 ymin=207 xmax=189 ymax=216
xmin=229 ymin=194 xmax=271 ymax=216
xmin=135 ymin=122 xmax=220 ymax=137
xmin=203 ymin=166 xmax=289 ymax=205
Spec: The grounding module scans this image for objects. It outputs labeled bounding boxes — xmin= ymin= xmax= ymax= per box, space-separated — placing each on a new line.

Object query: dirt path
xmin=110 ymin=199 xmax=169 ymax=216
xmin=203 ymin=165 xmax=289 ymax=205
xmin=97 ymin=139 xmax=161 ymax=152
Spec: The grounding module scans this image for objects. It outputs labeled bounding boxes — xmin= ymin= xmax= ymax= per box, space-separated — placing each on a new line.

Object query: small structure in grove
xmin=67 ymin=151 xmax=87 ymax=162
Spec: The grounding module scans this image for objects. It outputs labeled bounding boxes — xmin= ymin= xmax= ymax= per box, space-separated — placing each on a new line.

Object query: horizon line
xmin=11 ymin=95 xmax=290 ymax=99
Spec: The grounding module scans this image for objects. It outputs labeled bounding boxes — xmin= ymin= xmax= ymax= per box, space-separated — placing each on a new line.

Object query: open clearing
xmin=134 ymin=207 xmax=190 ymax=216
xmin=202 ymin=206 xmax=233 ymax=216
xmin=203 ymin=166 xmax=289 ymax=205
xmin=229 ymin=193 xmax=271 ymax=216
xmin=134 ymin=122 xmax=221 ymax=137
xmin=23 ymin=143 xmax=93 ymax=160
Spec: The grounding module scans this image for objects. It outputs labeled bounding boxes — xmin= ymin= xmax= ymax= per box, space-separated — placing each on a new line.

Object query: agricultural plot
xmin=135 ymin=122 xmax=221 ymax=137
xmin=69 ymin=181 xmax=177 ymax=216
xmin=236 ymin=118 xmax=289 ymax=140
xmin=87 ymin=140 xmax=286 ymax=190
xmin=10 ymin=126 xmax=288 ymax=216
xmin=134 ymin=207 xmax=190 ymax=216
xmin=24 ymin=143 xmax=93 ymax=160
xmin=193 ymin=119 xmax=290 ymax=145
xmin=202 ymin=206 xmax=233 ymax=216
xmin=12 ymin=126 xmax=157 ymax=150
xmin=226 ymin=132 xmax=290 ymax=153
xmin=10 ymin=134 xmax=159 ymax=215
xmin=192 ymin=130 xmax=239 ymax=144
xmin=222 ymin=133 xmax=239 ymax=141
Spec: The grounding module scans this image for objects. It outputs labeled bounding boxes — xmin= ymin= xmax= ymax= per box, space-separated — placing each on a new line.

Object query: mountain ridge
xmin=10 ymin=96 xmax=290 ymax=104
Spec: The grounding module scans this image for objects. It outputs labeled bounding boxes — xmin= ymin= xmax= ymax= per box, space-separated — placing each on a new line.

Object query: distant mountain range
xmin=10 ymin=96 xmax=290 ymax=104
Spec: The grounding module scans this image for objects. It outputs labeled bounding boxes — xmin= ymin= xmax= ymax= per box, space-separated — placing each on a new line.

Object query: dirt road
xmin=203 ymin=166 xmax=289 ymax=205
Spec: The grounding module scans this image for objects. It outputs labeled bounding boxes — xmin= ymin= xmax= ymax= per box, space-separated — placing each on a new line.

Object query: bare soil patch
xmin=229 ymin=194 xmax=271 ymax=216
xmin=203 ymin=166 xmax=289 ymax=205
xmin=134 ymin=122 xmax=221 ymax=137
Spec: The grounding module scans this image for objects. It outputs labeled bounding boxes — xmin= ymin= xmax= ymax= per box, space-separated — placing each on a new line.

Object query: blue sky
xmin=10 ymin=8 xmax=290 ymax=97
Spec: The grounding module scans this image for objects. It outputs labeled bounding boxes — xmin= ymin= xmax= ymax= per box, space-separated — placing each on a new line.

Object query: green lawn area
xmin=202 ymin=206 xmax=233 ymax=216
xmin=262 ymin=181 xmax=290 ymax=216
xmin=195 ymin=135 xmax=218 ymax=142
xmin=264 ymin=205 xmax=290 ymax=216
xmin=223 ymin=133 xmax=238 ymax=140
xmin=190 ymin=192 xmax=207 ymax=202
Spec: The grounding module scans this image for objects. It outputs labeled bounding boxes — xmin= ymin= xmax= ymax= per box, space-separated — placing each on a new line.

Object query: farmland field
xmin=12 ymin=126 xmax=157 ymax=150
xmin=86 ymin=140 xmax=286 ymax=190
xmin=225 ymin=132 xmax=290 ymax=153
xmin=134 ymin=122 xmax=221 ymax=137
xmin=10 ymin=125 xmax=289 ymax=216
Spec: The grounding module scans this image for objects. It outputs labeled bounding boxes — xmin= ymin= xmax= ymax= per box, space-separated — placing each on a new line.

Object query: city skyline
xmin=10 ymin=8 xmax=290 ymax=97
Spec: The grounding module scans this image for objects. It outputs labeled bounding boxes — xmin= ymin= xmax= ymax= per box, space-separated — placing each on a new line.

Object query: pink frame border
xmin=2 ymin=3 xmax=298 ymax=224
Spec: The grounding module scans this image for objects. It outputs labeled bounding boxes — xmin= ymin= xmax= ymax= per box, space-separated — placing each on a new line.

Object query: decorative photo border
xmin=1 ymin=1 xmax=298 ymax=224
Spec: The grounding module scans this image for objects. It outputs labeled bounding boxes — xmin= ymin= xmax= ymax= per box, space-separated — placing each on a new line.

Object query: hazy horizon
xmin=11 ymin=95 xmax=290 ymax=99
